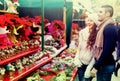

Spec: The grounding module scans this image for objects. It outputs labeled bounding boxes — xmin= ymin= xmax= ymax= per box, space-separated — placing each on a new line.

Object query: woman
xmin=74 ymin=14 xmax=98 ymax=81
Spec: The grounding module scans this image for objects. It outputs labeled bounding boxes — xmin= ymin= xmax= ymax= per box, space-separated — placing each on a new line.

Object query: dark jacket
xmin=94 ymin=24 xmax=118 ymax=70
xmin=116 ymin=24 xmax=120 ymax=60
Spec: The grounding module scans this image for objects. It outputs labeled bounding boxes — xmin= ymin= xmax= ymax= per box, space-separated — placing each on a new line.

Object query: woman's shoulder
xmin=79 ymin=27 xmax=89 ymax=33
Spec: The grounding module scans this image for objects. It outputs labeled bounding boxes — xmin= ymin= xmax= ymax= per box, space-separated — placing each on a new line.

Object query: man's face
xmin=97 ymin=8 xmax=106 ymax=22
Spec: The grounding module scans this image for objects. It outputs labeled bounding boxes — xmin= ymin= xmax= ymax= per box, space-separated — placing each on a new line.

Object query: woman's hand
xmin=73 ymin=58 xmax=82 ymax=67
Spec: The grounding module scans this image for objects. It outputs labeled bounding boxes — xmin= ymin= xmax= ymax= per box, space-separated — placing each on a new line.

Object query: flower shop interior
xmin=0 ymin=0 xmax=120 ymax=81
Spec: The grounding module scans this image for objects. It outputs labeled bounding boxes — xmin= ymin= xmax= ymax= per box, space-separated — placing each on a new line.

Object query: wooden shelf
xmin=0 ymin=47 xmax=40 ymax=65
xmin=3 ymin=56 xmax=52 ymax=81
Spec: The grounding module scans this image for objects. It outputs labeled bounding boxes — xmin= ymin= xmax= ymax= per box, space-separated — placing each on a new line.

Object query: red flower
xmin=34 ymin=16 xmax=42 ymax=25
xmin=52 ymin=20 xmax=65 ymax=30
xmin=12 ymin=0 xmax=18 ymax=2
xmin=0 ymin=15 xmax=14 ymax=28
xmin=72 ymin=23 xmax=78 ymax=30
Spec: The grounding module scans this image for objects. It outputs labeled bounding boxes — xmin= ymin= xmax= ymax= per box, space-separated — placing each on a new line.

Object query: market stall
xmin=0 ymin=0 xmax=78 ymax=81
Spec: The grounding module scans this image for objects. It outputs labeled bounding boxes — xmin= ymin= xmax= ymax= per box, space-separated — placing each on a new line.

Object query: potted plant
xmin=6 ymin=63 xmax=15 ymax=78
xmin=15 ymin=59 xmax=23 ymax=74
xmin=0 ymin=67 xmax=6 ymax=81
xmin=22 ymin=57 xmax=30 ymax=70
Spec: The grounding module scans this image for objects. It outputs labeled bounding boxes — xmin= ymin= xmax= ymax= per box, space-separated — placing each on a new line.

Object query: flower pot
xmin=9 ymin=71 xmax=14 ymax=78
xmin=0 ymin=75 xmax=4 ymax=81
xmin=25 ymin=66 xmax=29 ymax=70
xmin=18 ymin=69 xmax=22 ymax=74
xmin=29 ymin=45 xmax=34 ymax=49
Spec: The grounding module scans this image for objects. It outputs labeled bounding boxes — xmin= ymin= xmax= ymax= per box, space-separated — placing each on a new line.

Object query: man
xmin=91 ymin=5 xmax=118 ymax=81
xmin=114 ymin=22 xmax=120 ymax=76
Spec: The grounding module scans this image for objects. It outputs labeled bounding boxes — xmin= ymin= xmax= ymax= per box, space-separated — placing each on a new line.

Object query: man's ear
xmin=106 ymin=12 xmax=111 ymax=17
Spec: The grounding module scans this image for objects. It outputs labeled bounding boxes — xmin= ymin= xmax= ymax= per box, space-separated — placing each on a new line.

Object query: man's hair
xmin=101 ymin=5 xmax=114 ymax=17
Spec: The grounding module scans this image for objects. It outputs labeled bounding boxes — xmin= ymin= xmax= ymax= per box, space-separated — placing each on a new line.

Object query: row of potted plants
xmin=0 ymin=47 xmax=55 ymax=81
xmin=24 ymin=46 xmax=77 ymax=81
xmin=0 ymin=40 xmax=40 ymax=61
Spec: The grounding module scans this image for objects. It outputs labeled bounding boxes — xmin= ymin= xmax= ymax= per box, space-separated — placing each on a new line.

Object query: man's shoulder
xmin=105 ymin=23 xmax=117 ymax=30
xmin=103 ymin=23 xmax=118 ymax=35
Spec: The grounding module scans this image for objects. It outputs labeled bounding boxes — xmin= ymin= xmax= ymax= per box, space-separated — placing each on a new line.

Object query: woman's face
xmin=85 ymin=18 xmax=95 ymax=29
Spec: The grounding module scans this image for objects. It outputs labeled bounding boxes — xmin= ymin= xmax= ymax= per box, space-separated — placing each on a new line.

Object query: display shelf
xmin=0 ymin=10 xmax=8 ymax=14
xmin=0 ymin=10 xmax=18 ymax=14
xmin=40 ymin=69 xmax=57 ymax=81
xmin=4 ymin=56 xmax=52 ymax=81
xmin=70 ymin=68 xmax=77 ymax=81
xmin=2 ymin=45 xmax=67 ymax=81
xmin=38 ymin=68 xmax=77 ymax=81
xmin=0 ymin=47 xmax=40 ymax=65
xmin=40 ymin=74 xmax=56 ymax=81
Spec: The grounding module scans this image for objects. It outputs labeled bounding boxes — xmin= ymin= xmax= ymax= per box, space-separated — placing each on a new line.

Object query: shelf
xmin=0 ymin=47 xmax=40 ymax=65
xmin=4 ymin=57 xmax=52 ymax=81
xmin=0 ymin=10 xmax=18 ymax=14
xmin=2 ymin=45 xmax=67 ymax=81
xmin=38 ymin=68 xmax=77 ymax=81
xmin=40 ymin=73 xmax=56 ymax=81
xmin=70 ymin=68 xmax=78 ymax=81
xmin=0 ymin=10 xmax=8 ymax=13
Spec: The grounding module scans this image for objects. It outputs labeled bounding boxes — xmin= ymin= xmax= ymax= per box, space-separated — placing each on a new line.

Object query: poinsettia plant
xmin=0 ymin=13 xmax=66 ymax=46
xmin=0 ymin=14 xmax=13 ymax=28
xmin=49 ymin=20 xmax=65 ymax=47
xmin=0 ymin=14 xmax=33 ymax=29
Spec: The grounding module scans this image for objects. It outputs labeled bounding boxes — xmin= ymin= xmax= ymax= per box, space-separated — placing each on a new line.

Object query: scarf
xmin=93 ymin=17 xmax=114 ymax=60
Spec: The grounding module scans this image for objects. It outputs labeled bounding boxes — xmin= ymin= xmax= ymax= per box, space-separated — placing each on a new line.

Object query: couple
xmin=74 ymin=5 xmax=118 ymax=81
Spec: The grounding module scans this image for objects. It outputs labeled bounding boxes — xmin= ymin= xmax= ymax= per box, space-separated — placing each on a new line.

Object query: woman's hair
xmin=87 ymin=23 xmax=98 ymax=49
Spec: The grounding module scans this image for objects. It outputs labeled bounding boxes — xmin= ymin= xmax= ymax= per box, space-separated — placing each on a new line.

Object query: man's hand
xmin=90 ymin=68 xmax=97 ymax=77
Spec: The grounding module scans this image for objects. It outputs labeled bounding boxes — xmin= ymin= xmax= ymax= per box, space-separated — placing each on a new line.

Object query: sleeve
xmin=76 ymin=31 xmax=82 ymax=55
xmin=93 ymin=24 xmax=118 ymax=69
xmin=84 ymin=57 xmax=95 ymax=78
xmin=73 ymin=31 xmax=83 ymax=67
